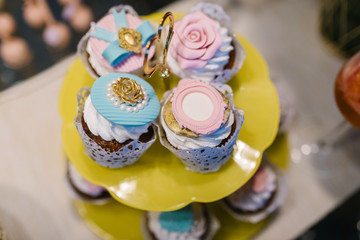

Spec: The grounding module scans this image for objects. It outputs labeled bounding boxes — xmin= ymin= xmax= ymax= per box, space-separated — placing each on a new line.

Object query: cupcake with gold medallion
xmin=158 ymin=78 xmax=244 ymax=173
xmin=75 ymin=72 xmax=160 ymax=168
xmin=77 ymin=5 xmax=157 ymax=79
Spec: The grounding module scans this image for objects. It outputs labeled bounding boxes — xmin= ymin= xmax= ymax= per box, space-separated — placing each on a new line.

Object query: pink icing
xmin=169 ymin=11 xmax=222 ymax=70
xmin=171 ymin=79 xmax=226 ymax=135
xmin=89 ymin=13 xmax=154 ymax=73
xmin=252 ymin=167 xmax=267 ymax=193
xmin=84 ymin=179 xmax=105 ymax=194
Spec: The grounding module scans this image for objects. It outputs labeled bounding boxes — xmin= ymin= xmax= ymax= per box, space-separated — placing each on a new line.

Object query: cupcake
xmin=143 ymin=204 xmax=219 ymax=240
xmin=77 ymin=5 xmax=157 ymax=79
xmin=65 ymin=161 xmax=111 ymax=203
xmin=158 ymin=78 xmax=245 ymax=173
xmin=75 ymin=73 xmax=160 ymax=168
xmin=222 ymin=162 xmax=287 ymax=223
xmin=166 ymin=3 xmax=245 ymax=84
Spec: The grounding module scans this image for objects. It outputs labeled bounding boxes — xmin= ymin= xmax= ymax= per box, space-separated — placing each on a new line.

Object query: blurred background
xmin=0 ymin=0 xmax=360 ymax=239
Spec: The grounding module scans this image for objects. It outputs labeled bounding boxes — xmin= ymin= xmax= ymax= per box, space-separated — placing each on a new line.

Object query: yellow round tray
xmin=73 ymin=134 xmax=289 ymax=240
xmin=73 ymin=132 xmax=289 ymax=240
xmin=59 ymin=13 xmax=279 ymax=212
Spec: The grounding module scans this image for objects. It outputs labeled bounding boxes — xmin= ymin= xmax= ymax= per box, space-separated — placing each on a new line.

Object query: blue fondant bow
xmin=89 ymin=10 xmax=156 ymax=67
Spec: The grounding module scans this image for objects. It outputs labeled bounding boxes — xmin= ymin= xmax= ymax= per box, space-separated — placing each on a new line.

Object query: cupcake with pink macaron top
xmin=158 ymin=78 xmax=244 ymax=173
xmin=77 ymin=5 xmax=157 ymax=78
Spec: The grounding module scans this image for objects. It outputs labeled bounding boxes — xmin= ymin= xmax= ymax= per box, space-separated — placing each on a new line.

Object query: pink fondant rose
xmin=170 ymin=11 xmax=222 ymax=70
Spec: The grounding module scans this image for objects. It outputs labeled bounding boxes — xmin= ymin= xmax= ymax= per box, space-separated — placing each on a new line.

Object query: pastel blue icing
xmin=159 ymin=205 xmax=194 ymax=232
xmin=112 ymin=9 xmax=127 ymax=31
xmin=91 ymin=73 xmax=160 ymax=126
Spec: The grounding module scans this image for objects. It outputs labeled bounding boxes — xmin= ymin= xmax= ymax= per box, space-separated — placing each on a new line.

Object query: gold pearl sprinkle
xmin=112 ymin=78 xmax=144 ymax=105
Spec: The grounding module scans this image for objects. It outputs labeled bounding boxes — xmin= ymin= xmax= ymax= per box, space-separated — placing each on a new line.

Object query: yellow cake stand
xmin=60 ymin=12 xmax=280 ymax=228
xmin=73 ymin=133 xmax=289 ymax=240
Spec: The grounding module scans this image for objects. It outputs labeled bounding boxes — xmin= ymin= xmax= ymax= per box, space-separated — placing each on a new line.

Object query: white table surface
xmin=1 ymin=0 xmax=360 ymax=239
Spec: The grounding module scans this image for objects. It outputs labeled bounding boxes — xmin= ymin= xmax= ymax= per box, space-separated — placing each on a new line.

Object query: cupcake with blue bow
xmin=78 ymin=5 xmax=157 ymax=79
xmin=143 ymin=204 xmax=219 ymax=240
xmin=75 ymin=72 xmax=160 ymax=168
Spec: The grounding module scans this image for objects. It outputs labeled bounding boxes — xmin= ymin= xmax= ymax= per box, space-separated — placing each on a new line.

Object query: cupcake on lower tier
xmin=166 ymin=2 xmax=245 ymax=84
xmin=143 ymin=204 xmax=219 ymax=240
xmin=75 ymin=73 xmax=160 ymax=168
xmin=222 ymin=162 xmax=287 ymax=223
xmin=77 ymin=5 xmax=157 ymax=79
xmin=159 ymin=78 xmax=244 ymax=173
xmin=65 ymin=160 xmax=111 ymax=203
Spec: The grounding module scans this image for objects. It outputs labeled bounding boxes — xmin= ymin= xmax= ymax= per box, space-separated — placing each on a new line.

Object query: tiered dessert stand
xmin=59 ymin=12 xmax=286 ymax=240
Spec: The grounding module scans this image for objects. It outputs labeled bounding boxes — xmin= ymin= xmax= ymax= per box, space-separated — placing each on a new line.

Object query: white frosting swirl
xmin=147 ymin=204 xmax=206 ymax=240
xmin=86 ymin=43 xmax=113 ymax=76
xmin=167 ymin=22 xmax=233 ymax=82
xmin=83 ymin=96 xmax=150 ymax=143
xmin=161 ymin=107 xmax=234 ymax=150
xmin=227 ymin=166 xmax=277 ymax=212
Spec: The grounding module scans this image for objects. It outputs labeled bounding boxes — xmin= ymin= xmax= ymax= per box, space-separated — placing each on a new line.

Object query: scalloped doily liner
xmin=75 ymin=87 xmax=157 ymax=168
xmin=140 ymin=204 xmax=220 ymax=240
xmin=221 ymin=163 xmax=287 ymax=223
xmin=166 ymin=2 xmax=246 ymax=84
xmin=77 ymin=4 xmax=158 ymax=79
xmin=158 ymin=85 xmax=245 ymax=173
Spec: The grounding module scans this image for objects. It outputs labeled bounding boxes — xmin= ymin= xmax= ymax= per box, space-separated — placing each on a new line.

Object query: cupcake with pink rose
xmin=77 ymin=5 xmax=157 ymax=79
xmin=222 ymin=161 xmax=287 ymax=223
xmin=158 ymin=78 xmax=245 ymax=173
xmin=166 ymin=3 xmax=245 ymax=84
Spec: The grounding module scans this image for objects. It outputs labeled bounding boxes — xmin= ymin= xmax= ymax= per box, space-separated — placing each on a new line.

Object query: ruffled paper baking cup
xmin=77 ymin=5 xmax=157 ymax=79
xmin=221 ymin=164 xmax=287 ymax=223
xmin=75 ymin=87 xmax=156 ymax=168
xmin=166 ymin=2 xmax=246 ymax=84
xmin=141 ymin=204 xmax=220 ymax=240
xmin=158 ymin=88 xmax=245 ymax=173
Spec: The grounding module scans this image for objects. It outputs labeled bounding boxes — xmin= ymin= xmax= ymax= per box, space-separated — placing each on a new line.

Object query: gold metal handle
xmin=143 ymin=12 xmax=174 ymax=78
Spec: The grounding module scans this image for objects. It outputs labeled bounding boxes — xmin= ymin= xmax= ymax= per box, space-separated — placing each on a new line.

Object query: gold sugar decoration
xmin=118 ymin=28 xmax=142 ymax=53
xmin=112 ymin=78 xmax=144 ymax=105
xmin=163 ymin=91 xmax=230 ymax=137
